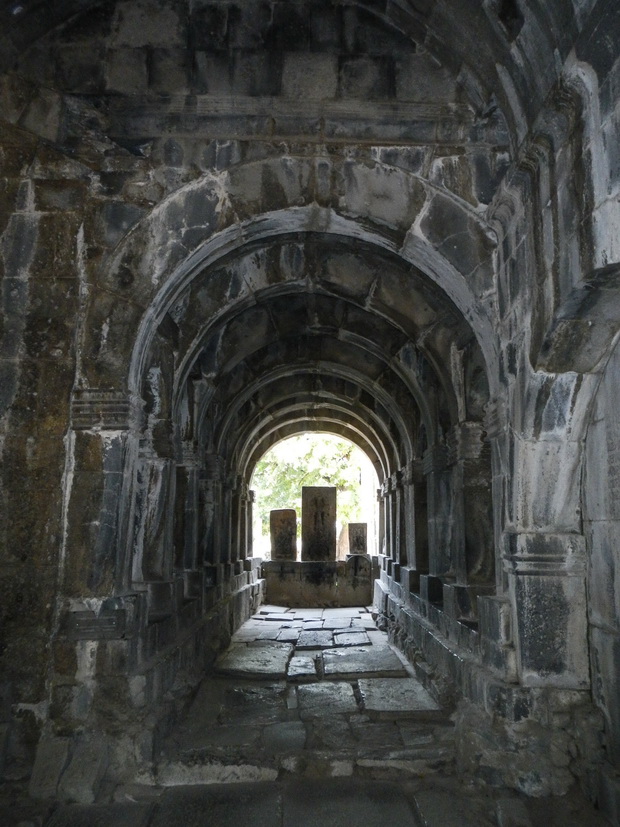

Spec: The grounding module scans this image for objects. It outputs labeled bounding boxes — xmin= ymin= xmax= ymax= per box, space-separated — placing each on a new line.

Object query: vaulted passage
xmin=2 ymin=0 xmax=620 ymax=822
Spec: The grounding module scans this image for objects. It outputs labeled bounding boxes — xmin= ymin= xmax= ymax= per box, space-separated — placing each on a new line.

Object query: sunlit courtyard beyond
xmin=251 ymin=434 xmax=379 ymax=559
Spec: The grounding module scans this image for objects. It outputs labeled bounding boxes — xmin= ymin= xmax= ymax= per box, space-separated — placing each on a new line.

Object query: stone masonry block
xmin=282 ymin=53 xmax=338 ymax=99
xmin=29 ymin=737 xmax=71 ymax=799
xmin=57 ymin=737 xmax=109 ymax=804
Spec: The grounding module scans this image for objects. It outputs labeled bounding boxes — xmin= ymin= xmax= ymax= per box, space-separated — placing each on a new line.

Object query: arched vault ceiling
xmin=1 ymin=0 xmax=598 ymax=152
xmin=168 ymin=236 xmax=475 ymax=420
xmin=212 ymin=371 xmax=407 ymax=475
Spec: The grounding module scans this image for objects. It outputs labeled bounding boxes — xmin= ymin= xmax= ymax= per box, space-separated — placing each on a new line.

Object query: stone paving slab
xmin=175 ymin=724 xmax=262 ymax=753
xmin=258 ymin=626 xmax=282 ymax=640
xmin=413 ymin=789 xmax=483 ymax=827
xmin=151 ymin=782 xmax=282 ymax=827
xmin=45 ymin=802 xmax=153 ymax=827
xmin=216 ymin=642 xmax=294 ymax=678
xmin=293 ymin=609 xmax=324 ymax=618
xmin=297 ymin=682 xmax=359 ymax=717
xmin=307 ymin=715 xmax=357 ymax=750
xmin=288 ymin=655 xmax=318 ymax=681
xmin=258 ymin=605 xmax=292 ymax=614
xmin=333 ymin=631 xmax=371 ymax=647
xmin=323 ymin=647 xmax=408 ymax=679
xmin=322 ymin=618 xmax=358 ymax=629
xmin=216 ymin=682 xmax=289 ymax=725
xmin=277 ymin=628 xmax=301 ymax=643
xmin=282 ymin=779 xmax=418 ymax=827
xmin=358 ymin=678 xmax=442 ymax=719
xmin=297 ymin=630 xmax=334 ymax=649
xmin=262 ymin=721 xmax=307 ymax=753
xmin=323 ymin=608 xmax=364 ymax=617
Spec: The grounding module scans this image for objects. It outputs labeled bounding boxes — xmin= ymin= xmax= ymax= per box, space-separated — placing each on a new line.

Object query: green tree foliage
xmin=252 ymin=434 xmax=366 ymax=538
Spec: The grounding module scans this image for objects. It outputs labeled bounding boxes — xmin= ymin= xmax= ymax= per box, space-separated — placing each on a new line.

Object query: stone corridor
xmin=4 ymin=0 xmax=620 ymax=822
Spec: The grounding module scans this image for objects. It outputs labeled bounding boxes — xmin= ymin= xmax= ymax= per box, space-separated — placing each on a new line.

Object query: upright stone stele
xmin=301 ymin=486 xmax=337 ymax=561
xmin=348 ymin=523 xmax=367 ymax=555
xmin=270 ymin=509 xmax=297 ymax=560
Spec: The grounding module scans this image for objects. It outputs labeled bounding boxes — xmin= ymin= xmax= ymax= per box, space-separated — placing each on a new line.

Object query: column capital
xmin=422 ymin=443 xmax=448 ymax=474
xmin=503 ymin=531 xmax=586 ymax=576
xmin=446 ymin=421 xmax=486 ymax=464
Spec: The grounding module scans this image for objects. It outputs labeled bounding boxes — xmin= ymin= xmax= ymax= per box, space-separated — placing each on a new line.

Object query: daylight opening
xmin=250 ymin=433 xmax=379 ymax=559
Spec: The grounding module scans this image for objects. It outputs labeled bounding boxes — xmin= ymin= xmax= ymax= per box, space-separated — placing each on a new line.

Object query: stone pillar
xmin=270 ymin=509 xmax=297 ymax=560
xmin=423 ymin=443 xmax=453 ymax=578
xmin=238 ymin=480 xmax=250 ymax=561
xmin=247 ymin=490 xmax=255 ymax=557
xmin=394 ymin=470 xmax=408 ymax=567
xmin=228 ymin=474 xmax=242 ymax=564
xmin=504 ymin=532 xmax=589 ymax=689
xmin=301 ymin=486 xmax=336 ymax=561
xmin=66 ymin=390 xmax=138 ymax=594
xmin=448 ymin=422 xmax=494 ymax=586
xmin=200 ymin=454 xmax=225 ymax=566
xmin=377 ymin=488 xmax=385 ymax=556
xmin=174 ymin=442 xmax=199 ymax=571
xmin=401 ymin=462 xmax=416 ymax=568
xmin=348 ymin=523 xmax=367 ymax=555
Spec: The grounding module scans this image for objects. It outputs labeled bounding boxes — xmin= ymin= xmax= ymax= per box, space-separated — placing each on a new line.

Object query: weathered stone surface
xmin=151 ymin=782 xmax=281 ymax=827
xmin=282 ymin=779 xmax=419 ymax=827
xmin=57 ymin=738 xmax=109 ymax=804
xmin=215 ymin=642 xmax=294 ymax=679
xmin=297 ymin=682 xmax=359 ymax=717
xmin=333 ymin=631 xmax=371 ymax=647
xmin=296 ymin=630 xmax=334 ymax=650
xmin=262 ymin=721 xmax=307 ymax=753
xmin=270 ymin=509 xmax=297 ymax=561
xmin=45 ymin=802 xmax=153 ymax=827
xmin=287 ymin=655 xmax=317 ymax=681
xmin=323 ymin=648 xmax=408 ymax=679
xmin=357 ymin=678 xmax=441 ymax=719
xmin=301 ymin=487 xmax=337 ymax=562
xmin=28 ymin=737 xmax=71 ymax=800
xmin=348 ymin=524 xmax=367 ymax=555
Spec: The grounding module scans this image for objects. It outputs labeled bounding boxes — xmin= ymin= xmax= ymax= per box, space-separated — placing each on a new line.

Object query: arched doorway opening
xmin=250 ymin=432 xmax=380 ymax=560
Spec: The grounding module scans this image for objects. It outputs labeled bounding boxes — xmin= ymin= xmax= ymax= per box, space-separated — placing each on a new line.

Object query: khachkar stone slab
xmin=270 ymin=509 xmax=297 ymax=561
xmin=301 ymin=487 xmax=336 ymax=562
xmin=348 ymin=523 xmax=367 ymax=555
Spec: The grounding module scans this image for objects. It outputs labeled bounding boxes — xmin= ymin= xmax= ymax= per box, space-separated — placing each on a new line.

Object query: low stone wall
xmin=29 ymin=565 xmax=265 ymax=800
xmin=263 ymin=556 xmax=378 ymax=607
xmin=373 ymin=575 xmax=606 ymax=799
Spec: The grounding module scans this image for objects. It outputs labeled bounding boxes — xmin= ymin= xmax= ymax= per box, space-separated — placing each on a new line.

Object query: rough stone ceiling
xmin=0 ymin=0 xmax=589 ymax=153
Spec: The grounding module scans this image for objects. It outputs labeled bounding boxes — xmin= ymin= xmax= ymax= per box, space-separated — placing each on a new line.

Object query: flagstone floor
xmin=5 ymin=605 xmax=611 ymax=826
